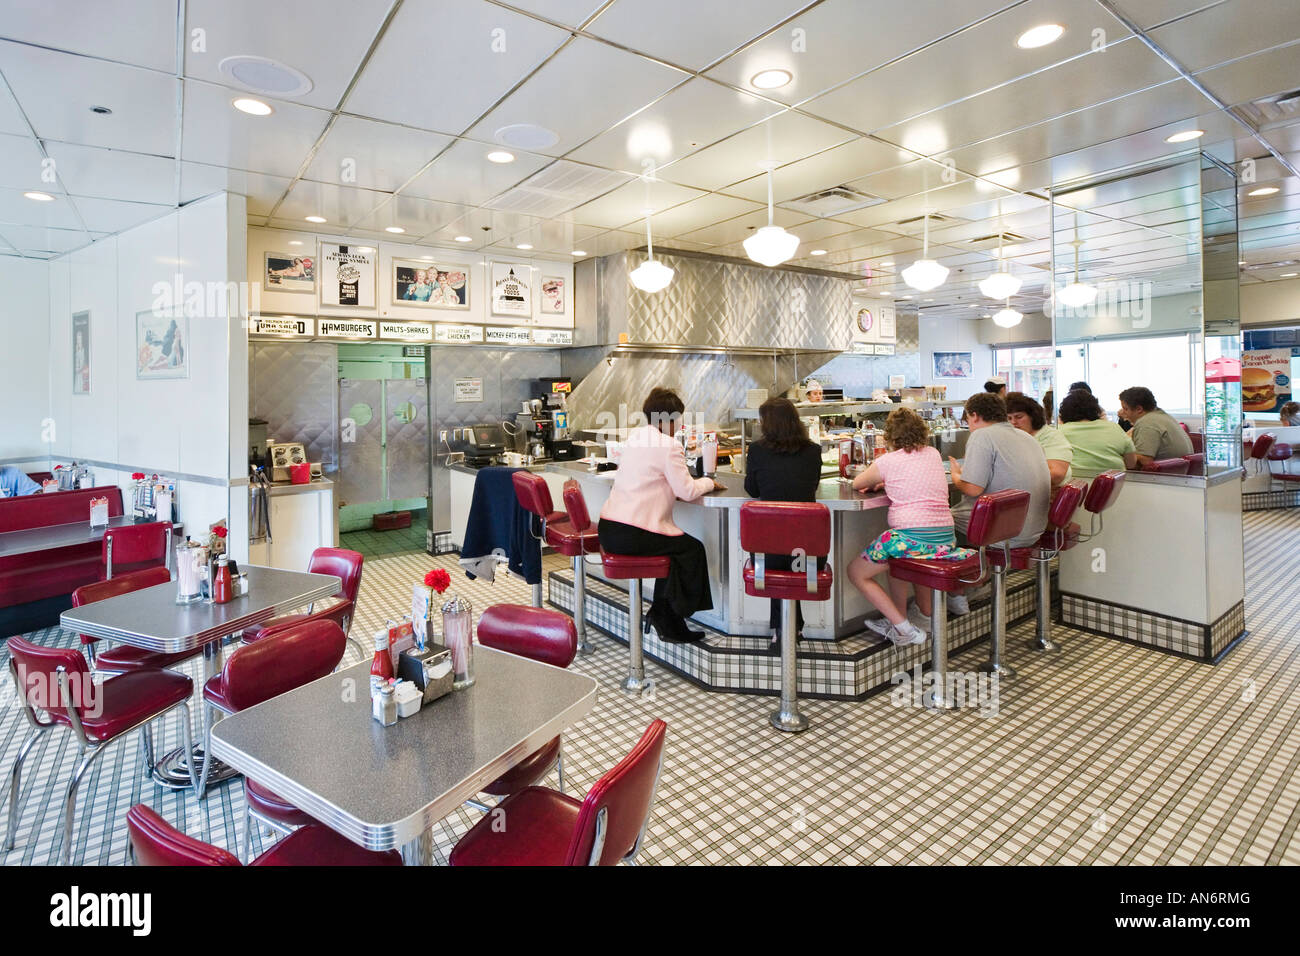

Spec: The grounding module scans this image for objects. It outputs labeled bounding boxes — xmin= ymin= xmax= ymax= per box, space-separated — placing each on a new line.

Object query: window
xmin=1018 ymin=334 xmax=1196 ymax=415
xmin=994 ymin=346 xmax=1055 ymax=400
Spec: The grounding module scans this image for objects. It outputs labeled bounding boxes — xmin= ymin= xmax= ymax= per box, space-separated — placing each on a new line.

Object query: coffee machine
xmin=513 ymin=378 xmax=577 ymax=461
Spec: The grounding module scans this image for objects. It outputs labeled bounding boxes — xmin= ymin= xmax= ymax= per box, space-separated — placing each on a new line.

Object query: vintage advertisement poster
xmin=1241 ymin=349 xmax=1293 ymax=413
xmin=319 ymin=243 xmax=376 ymax=308
xmin=72 ymin=310 xmax=90 ymax=394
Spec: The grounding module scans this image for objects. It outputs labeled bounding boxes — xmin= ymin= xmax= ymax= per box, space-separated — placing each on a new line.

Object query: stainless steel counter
xmin=266 ymin=476 xmax=334 ymax=497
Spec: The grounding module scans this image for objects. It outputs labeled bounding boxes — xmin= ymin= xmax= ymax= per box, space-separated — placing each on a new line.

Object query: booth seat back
xmin=0 ymin=486 xmax=124 ymax=533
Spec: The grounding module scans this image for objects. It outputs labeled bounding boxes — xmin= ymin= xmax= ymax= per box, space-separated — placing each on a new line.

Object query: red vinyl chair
xmin=512 ymin=471 xmax=567 ymax=608
xmin=126 ymin=804 xmax=401 ymax=866
xmin=739 ymin=501 xmax=833 ymax=733
xmin=1182 ymin=453 xmax=1205 ymax=476
xmin=242 ymin=547 xmax=364 ymax=659
xmin=6 ymin=637 xmax=198 ymax=864
xmin=102 ymin=520 xmax=171 ymax=579
xmin=1248 ymin=433 xmax=1276 ymax=475
xmin=450 ymin=719 xmax=667 ymax=867
xmin=552 ymin=479 xmax=600 ymax=656
xmin=887 ymin=490 xmax=1030 ymax=709
xmin=1266 ymin=442 xmax=1300 ymax=492
xmin=476 ymin=605 xmax=578 ymax=799
xmin=200 ymin=619 xmax=346 ymax=848
xmin=1142 ymin=457 xmax=1191 ymax=475
xmin=73 ymin=567 xmax=196 ymax=674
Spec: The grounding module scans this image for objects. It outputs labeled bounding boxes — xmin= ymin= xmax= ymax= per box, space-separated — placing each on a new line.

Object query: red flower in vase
xmin=131 ymin=472 xmax=145 ymax=480
xmin=213 ymin=526 xmax=228 ymax=539
xmin=424 ymin=568 xmax=451 ymax=594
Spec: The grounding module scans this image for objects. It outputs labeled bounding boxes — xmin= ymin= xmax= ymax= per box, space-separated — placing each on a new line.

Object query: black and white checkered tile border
xmin=1060 ymin=592 xmax=1247 ymax=662
xmin=1243 ymin=489 xmax=1300 ymax=512
xmin=549 ymin=567 xmax=1041 ymax=700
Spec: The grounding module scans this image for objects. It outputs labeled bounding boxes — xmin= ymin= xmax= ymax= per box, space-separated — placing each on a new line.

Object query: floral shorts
xmin=863 ymin=528 xmax=974 ymax=563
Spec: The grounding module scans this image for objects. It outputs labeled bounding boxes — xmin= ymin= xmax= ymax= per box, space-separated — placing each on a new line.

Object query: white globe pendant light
xmin=991 ymin=303 xmax=1023 ymax=328
xmin=978 ymin=225 xmax=1022 ymax=300
xmin=1056 ymin=219 xmax=1096 ymax=309
xmin=744 ymin=164 xmax=799 ymax=267
xmin=629 ymin=179 xmax=674 ymax=294
xmin=902 ymin=213 xmax=948 ymax=292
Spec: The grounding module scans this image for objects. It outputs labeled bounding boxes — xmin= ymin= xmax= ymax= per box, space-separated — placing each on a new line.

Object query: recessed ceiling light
xmin=305 ymin=215 xmax=326 ymax=223
xmin=385 ymin=226 xmax=405 ymax=233
xmin=750 ymin=69 xmax=793 ymax=90
xmin=571 ymin=250 xmax=586 ymax=256
xmin=23 ymin=191 xmax=54 ymax=202
xmin=454 ymin=235 xmax=472 ymax=243
xmin=1016 ymin=24 xmax=1064 ymax=48
xmin=810 ymin=249 xmax=827 ymax=256
xmin=288 ymin=240 xmax=303 ymax=246
xmin=968 ymin=304 xmax=978 ymax=308
xmin=232 ymin=97 xmax=273 ymax=116
xmin=879 ymin=290 xmax=891 ymax=296
xmin=421 ymin=255 xmax=433 ymax=261
xmin=89 ymin=105 xmax=112 ymax=115
xmin=517 ymin=243 xmax=533 ymax=250
xmin=218 ymin=55 xmax=314 ymax=97
xmin=1282 ymin=272 xmax=1299 ymax=278
xmin=1247 ymin=186 xmax=1279 ymax=196
xmin=494 ymin=123 xmax=558 ymax=150
xmin=1165 ymin=129 xmax=1204 ymax=143
xmin=487 ymin=150 xmax=515 ymax=164
xmin=923 ymin=298 xmax=935 ymax=302
xmin=357 ymin=247 xmax=374 ymax=254
xmin=880 ymin=260 xmax=894 ymax=267
xmin=899 ymin=295 xmax=913 ymax=299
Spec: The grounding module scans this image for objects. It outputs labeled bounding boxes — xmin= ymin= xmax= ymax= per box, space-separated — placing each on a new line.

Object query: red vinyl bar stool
xmin=73 ymin=567 xmax=195 ymax=675
xmin=201 ymin=619 xmax=346 ymax=818
xmin=449 ymin=719 xmax=666 ymax=867
xmin=102 ymin=520 xmax=171 ymax=579
xmin=1142 ymin=457 xmax=1191 ymax=475
xmin=242 ymin=547 xmax=365 ymax=660
xmin=982 ymin=479 xmax=1086 ymax=659
xmin=599 ymin=551 xmax=670 ymax=696
xmin=6 ymin=637 xmax=199 ymax=864
xmin=1248 ymin=433 xmax=1276 ymax=475
xmin=476 ymin=605 xmax=578 ymax=798
xmin=126 ymin=804 xmax=402 ymax=866
xmin=1078 ymin=470 xmax=1126 ymax=539
xmin=887 ymin=490 xmax=1030 ymax=709
xmin=739 ymin=501 xmax=833 ymax=733
xmin=554 ymin=479 xmax=600 ymax=655
xmin=512 ymin=471 xmax=567 ymax=608
xmin=1267 ymin=442 xmax=1300 ymax=492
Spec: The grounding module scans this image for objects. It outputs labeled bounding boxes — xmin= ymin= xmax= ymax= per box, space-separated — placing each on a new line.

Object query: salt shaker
xmin=373 ymin=682 xmax=398 ymax=727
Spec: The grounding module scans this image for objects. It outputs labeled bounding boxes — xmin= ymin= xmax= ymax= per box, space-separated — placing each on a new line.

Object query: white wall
xmin=45 ymin=193 xmax=247 ymax=540
xmin=917 ymin=313 xmax=994 ymax=400
xmin=1242 ymin=277 xmax=1300 ymax=327
xmin=0 ymin=256 xmax=50 ymax=460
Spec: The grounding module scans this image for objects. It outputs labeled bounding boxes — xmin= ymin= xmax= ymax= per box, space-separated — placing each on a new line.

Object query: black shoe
xmin=655 ymin=609 xmax=704 ymax=643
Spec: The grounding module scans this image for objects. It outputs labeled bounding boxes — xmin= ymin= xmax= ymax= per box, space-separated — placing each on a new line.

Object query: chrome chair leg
xmin=572 ymin=555 xmax=593 ymax=656
xmin=980 ymin=566 xmax=1015 ymax=679
xmin=621 ymin=578 xmax=651 ymax=695
xmin=556 ymin=745 xmax=565 ymax=794
xmin=239 ymin=798 xmax=252 ymax=863
xmin=4 ymin=728 xmax=43 ymax=851
xmin=193 ymin=701 xmax=214 ymax=798
xmin=61 ymin=743 xmax=108 ymax=866
xmin=769 ymin=598 xmax=808 ymax=732
xmin=140 ymin=724 xmax=156 ymax=776
xmin=926 ymin=587 xmax=950 ymax=709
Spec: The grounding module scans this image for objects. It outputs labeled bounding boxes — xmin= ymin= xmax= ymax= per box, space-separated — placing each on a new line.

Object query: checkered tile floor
xmin=339 ymin=519 xmax=428 ymax=559
xmin=3 ymin=509 xmax=1299 ymax=865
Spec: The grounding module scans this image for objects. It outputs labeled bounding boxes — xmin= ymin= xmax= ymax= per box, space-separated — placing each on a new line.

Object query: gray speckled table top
xmin=209 ymin=648 xmax=598 ymax=851
xmin=0 ymin=516 xmax=181 ymax=558
xmin=59 ymin=565 xmax=340 ymax=653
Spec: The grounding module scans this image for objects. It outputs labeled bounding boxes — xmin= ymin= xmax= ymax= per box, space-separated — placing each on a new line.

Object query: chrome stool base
xmin=152 ymin=746 xmax=237 ymax=793
xmin=620 ymin=675 xmax=653 ymax=696
xmin=769 ymin=709 xmax=809 ymax=733
xmin=572 ymin=554 xmax=594 ymax=657
xmin=769 ymin=599 xmax=808 ymax=732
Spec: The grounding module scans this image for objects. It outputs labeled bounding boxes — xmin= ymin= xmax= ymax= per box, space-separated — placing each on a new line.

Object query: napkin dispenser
xmin=398 ymin=644 xmax=454 ymax=704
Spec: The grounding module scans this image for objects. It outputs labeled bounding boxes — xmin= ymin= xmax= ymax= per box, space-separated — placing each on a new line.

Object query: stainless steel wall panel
xmin=248 ymin=342 xmax=339 ymax=473
xmin=384 ymin=378 xmax=429 ymax=501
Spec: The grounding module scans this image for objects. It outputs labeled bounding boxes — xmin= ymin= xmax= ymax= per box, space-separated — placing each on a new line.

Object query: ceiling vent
xmin=485 ymin=161 xmax=631 ymax=219
xmin=894 ymin=212 xmax=955 ymax=229
xmin=1235 ymin=89 xmax=1300 ymax=129
xmin=782 ymin=185 xmax=885 ymax=217
xmin=964 ymin=231 xmax=1028 ymax=250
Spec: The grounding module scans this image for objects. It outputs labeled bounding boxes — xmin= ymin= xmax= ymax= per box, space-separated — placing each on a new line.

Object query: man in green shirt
xmin=1118 ymin=387 xmax=1194 ymax=467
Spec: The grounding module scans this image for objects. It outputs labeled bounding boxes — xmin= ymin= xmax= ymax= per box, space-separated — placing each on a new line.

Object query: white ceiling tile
xmin=0 ymin=40 xmax=178 ymax=154
xmin=589 ymin=0 xmax=811 ymax=71
xmin=0 ymin=223 xmax=93 ymax=254
xmin=179 ymin=162 xmax=293 ymax=215
xmin=498 ymin=0 xmax=608 ymax=28
xmin=70 ymin=196 xmax=174 ymax=233
xmin=566 ymin=78 xmax=783 ymax=175
xmin=401 ymin=138 xmax=551 ymax=206
xmin=46 ymin=142 xmax=175 ymax=205
xmin=302 ymin=116 xmax=453 ymax=192
xmin=0 ymin=185 xmax=82 ymax=230
xmin=484 ymin=160 xmax=634 ymax=219
xmin=430 ymin=207 xmax=546 ymax=247
xmin=646 ymin=193 xmax=765 ymax=237
xmin=273 ymin=180 xmax=389 ymax=227
xmin=1194 ymin=41 xmax=1300 ymax=107
xmin=1106 ymin=0 xmax=1226 ymax=29
xmin=0 ymin=0 xmax=177 ymax=71
xmin=704 ymin=0 xmax=1017 ymax=106
xmin=724 ymin=137 xmax=908 ymax=204
xmin=183 ymin=0 xmax=392 ymax=110
xmin=350 ymin=194 xmax=472 ymax=236
xmin=0 ymin=131 xmax=52 ymax=193
xmin=0 ymin=74 xmax=28 ymax=136
xmin=466 ymin=36 xmax=687 ymax=156
xmin=1148 ymin=0 xmax=1300 ymax=72
xmin=180 ymin=79 xmax=329 ymax=178
xmin=344 ymin=0 xmax=570 ymax=134
xmin=569 ymin=178 xmax=705 ymax=229
xmin=675 ymin=205 xmax=807 ymax=245
xmin=658 ymin=111 xmax=855 ymax=191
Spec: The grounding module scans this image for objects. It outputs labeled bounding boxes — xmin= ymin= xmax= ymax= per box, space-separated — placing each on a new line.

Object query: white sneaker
xmin=864 ymin=616 xmax=894 ymax=639
xmin=947 ymin=594 xmax=970 ymax=616
xmin=888 ymin=621 xmax=928 ymax=647
xmin=906 ymin=601 xmax=932 ymax=631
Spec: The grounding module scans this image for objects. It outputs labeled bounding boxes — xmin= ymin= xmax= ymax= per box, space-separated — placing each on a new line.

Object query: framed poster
xmin=136 ymin=309 xmax=188 ymax=380
xmin=491 ymin=262 xmax=531 ymax=318
xmin=72 ymin=310 xmax=90 ymax=394
xmin=319 ymin=243 xmax=376 ymax=308
xmin=879 ymin=306 xmax=896 ymax=340
xmin=393 ymin=259 xmax=469 ymax=310
xmin=264 ymin=251 xmax=314 ymax=293
xmin=932 ymin=351 xmax=972 ymax=379
xmin=539 ymin=275 xmax=565 ymax=314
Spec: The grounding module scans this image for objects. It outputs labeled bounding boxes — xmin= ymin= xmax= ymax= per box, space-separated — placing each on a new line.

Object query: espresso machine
xmin=513 ymin=379 xmax=578 ymax=461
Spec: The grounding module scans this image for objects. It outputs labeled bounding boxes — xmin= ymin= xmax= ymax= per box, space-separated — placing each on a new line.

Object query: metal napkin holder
xmin=398 ymin=644 xmax=455 ymax=705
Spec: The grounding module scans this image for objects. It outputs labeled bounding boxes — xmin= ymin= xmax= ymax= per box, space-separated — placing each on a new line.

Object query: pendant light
xmin=744 ymin=162 xmax=799 ymax=267
xmin=979 ymin=207 xmax=1021 ymax=300
xmin=902 ymin=212 xmax=948 ymax=291
xmin=991 ymin=297 xmax=1023 ymax=328
xmin=1056 ymin=214 xmax=1097 ymax=309
xmin=629 ymin=175 xmax=674 ymax=293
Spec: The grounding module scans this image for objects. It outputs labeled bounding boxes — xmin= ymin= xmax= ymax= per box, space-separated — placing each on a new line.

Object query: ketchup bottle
xmin=370 ymin=628 xmax=394 ymax=688
xmin=212 ymin=556 xmax=232 ymax=604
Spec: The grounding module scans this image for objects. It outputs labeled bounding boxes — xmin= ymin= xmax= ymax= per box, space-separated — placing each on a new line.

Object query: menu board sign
xmin=250 ymin=316 xmax=314 ymax=337
xmin=319 ymin=243 xmax=376 ymax=308
xmin=318 ymin=319 xmax=377 ymax=339
xmin=485 ymin=327 xmax=533 ymax=345
xmin=533 ymin=328 xmax=573 ymax=346
xmin=1242 ymin=349 xmax=1293 ymax=413
xmin=378 ymin=320 xmax=433 ymax=342
xmin=434 ymin=324 xmax=484 ymax=344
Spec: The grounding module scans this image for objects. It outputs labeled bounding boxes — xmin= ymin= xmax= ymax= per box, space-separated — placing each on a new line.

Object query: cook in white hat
xmin=805 ymin=379 xmax=824 ymax=403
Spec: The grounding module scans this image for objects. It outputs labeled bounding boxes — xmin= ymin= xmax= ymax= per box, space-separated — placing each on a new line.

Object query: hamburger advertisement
xmin=1241 ymin=349 xmax=1292 ymax=413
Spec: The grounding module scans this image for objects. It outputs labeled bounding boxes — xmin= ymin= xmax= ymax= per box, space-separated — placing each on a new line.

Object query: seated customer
xmin=0 ymin=465 xmax=41 ymax=497
xmin=598 ymin=387 xmax=724 ymax=643
xmin=1282 ymin=402 xmax=1300 ymax=426
xmin=744 ymin=397 xmax=824 ymax=648
xmin=947 ymin=392 xmax=1051 ymax=615
xmin=1118 ymin=386 xmax=1193 ymax=467
xmin=1058 ymin=389 xmax=1137 ymax=477
xmin=847 ymin=407 xmax=965 ymax=646
xmin=984 ymin=377 xmax=1007 ymax=397
xmin=1005 ymin=391 xmax=1072 ymax=491
xmin=1069 ymin=381 xmax=1112 ymax=423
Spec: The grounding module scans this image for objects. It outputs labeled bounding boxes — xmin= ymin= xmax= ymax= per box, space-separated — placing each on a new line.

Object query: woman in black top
xmin=744 ymin=397 xmax=824 ymax=647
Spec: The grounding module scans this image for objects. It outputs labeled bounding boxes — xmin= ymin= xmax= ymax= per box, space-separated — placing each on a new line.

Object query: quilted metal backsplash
xmin=249 ymin=342 xmax=339 ymax=473
xmin=607 ymin=251 xmax=853 ymax=351
xmin=808 ymin=312 xmax=922 ymax=395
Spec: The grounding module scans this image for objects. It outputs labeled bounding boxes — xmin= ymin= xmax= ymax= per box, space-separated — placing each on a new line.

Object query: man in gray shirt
xmin=1119 ymin=387 xmax=1194 ymax=467
xmin=946 ymin=393 xmax=1051 ymax=615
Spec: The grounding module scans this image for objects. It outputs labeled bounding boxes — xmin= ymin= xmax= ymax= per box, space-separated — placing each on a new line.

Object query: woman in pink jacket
xmin=598 ymin=388 xmax=724 ymax=643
